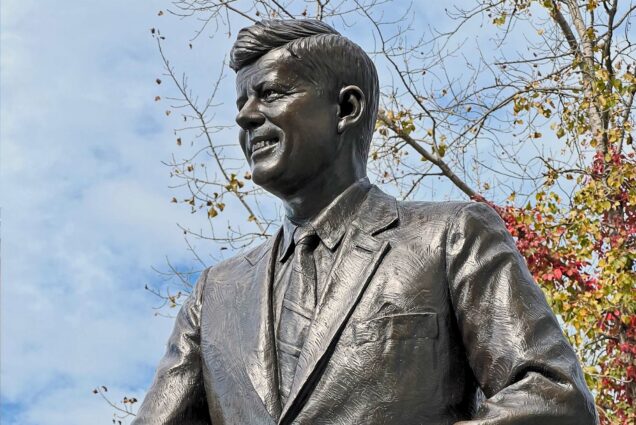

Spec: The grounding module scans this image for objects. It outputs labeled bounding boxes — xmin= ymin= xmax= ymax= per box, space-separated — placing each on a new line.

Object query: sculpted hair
xmin=230 ymin=19 xmax=379 ymax=162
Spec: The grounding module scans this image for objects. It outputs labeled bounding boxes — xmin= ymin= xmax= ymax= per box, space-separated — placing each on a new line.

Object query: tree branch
xmin=377 ymin=110 xmax=481 ymax=199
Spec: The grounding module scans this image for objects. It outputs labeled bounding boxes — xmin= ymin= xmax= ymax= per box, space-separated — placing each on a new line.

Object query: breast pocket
xmin=352 ymin=312 xmax=438 ymax=345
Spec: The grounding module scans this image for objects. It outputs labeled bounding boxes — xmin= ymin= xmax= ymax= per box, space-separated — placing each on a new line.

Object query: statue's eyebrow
xmin=253 ymin=79 xmax=279 ymax=93
xmin=258 ymin=80 xmax=289 ymax=92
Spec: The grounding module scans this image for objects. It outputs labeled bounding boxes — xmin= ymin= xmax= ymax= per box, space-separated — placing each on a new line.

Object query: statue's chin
xmin=250 ymin=163 xmax=285 ymax=194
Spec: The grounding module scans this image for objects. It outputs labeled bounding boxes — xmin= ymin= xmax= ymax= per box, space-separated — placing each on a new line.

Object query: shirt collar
xmin=278 ymin=177 xmax=371 ymax=262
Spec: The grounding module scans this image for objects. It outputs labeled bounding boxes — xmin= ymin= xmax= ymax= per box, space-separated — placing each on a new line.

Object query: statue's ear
xmin=337 ymin=85 xmax=365 ymax=134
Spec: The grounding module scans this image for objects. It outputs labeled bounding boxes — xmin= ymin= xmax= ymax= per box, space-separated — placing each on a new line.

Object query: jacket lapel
xmin=279 ymin=187 xmax=399 ymax=424
xmin=242 ymin=230 xmax=283 ymax=422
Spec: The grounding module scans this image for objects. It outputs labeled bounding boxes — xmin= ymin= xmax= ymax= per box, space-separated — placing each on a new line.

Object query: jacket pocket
xmin=352 ymin=312 xmax=438 ymax=345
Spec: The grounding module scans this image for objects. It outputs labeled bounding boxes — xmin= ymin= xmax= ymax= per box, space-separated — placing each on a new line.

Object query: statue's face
xmin=235 ymin=48 xmax=339 ymax=196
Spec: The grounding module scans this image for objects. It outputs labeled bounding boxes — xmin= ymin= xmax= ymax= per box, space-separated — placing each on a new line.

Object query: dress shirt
xmin=272 ymin=177 xmax=372 ymax=341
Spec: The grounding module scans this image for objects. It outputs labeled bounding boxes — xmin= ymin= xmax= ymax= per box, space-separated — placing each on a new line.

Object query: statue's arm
xmin=132 ymin=268 xmax=212 ymax=425
xmin=445 ymin=202 xmax=598 ymax=425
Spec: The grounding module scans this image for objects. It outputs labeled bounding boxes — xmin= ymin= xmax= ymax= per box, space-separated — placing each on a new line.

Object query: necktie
xmin=277 ymin=227 xmax=319 ymax=404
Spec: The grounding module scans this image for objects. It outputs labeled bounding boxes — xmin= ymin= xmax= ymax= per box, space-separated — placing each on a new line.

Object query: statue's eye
xmin=261 ymin=89 xmax=280 ymax=102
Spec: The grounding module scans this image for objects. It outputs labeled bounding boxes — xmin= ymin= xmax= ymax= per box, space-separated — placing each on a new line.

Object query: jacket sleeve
xmin=445 ymin=202 xmax=598 ymax=425
xmin=132 ymin=268 xmax=212 ymax=425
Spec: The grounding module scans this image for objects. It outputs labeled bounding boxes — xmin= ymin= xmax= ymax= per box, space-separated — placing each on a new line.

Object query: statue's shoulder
xmin=362 ymin=186 xmax=483 ymax=230
xmin=394 ymin=197 xmax=472 ymax=226
xmin=202 ymin=235 xmax=275 ymax=280
xmin=393 ymin=198 xmax=506 ymax=242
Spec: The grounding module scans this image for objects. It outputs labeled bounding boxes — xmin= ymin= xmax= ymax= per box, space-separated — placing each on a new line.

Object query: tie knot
xmin=294 ymin=226 xmax=319 ymax=247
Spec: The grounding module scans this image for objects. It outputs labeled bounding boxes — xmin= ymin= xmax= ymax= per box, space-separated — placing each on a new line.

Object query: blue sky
xmin=0 ymin=1 xmax=232 ymax=423
xmin=1 ymin=1 xmax=603 ymax=423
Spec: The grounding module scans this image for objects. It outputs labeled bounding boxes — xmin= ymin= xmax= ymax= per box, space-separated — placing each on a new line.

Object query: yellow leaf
xmin=438 ymin=144 xmax=447 ymax=157
xmin=492 ymin=13 xmax=507 ymax=26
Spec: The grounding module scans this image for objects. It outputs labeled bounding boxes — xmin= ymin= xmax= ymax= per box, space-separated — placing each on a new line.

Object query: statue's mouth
xmin=252 ymin=137 xmax=278 ymax=152
xmin=250 ymin=136 xmax=280 ymax=158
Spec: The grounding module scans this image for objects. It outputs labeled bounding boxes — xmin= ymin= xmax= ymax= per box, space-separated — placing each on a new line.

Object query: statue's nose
xmin=236 ymin=99 xmax=265 ymax=131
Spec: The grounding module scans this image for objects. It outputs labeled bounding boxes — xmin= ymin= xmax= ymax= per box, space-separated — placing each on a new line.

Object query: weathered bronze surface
xmin=133 ymin=20 xmax=598 ymax=424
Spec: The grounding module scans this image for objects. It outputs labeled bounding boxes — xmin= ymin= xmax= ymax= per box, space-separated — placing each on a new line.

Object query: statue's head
xmin=230 ymin=19 xmax=379 ymax=199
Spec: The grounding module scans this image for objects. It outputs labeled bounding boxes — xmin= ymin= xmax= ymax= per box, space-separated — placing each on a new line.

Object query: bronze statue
xmin=133 ymin=20 xmax=598 ymax=424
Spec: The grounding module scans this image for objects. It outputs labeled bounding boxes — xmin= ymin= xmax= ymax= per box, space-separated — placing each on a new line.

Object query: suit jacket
xmin=133 ymin=187 xmax=598 ymax=425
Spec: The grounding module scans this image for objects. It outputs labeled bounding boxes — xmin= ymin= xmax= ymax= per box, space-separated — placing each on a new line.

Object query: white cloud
xmin=0 ymin=1 xmax=224 ymax=423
